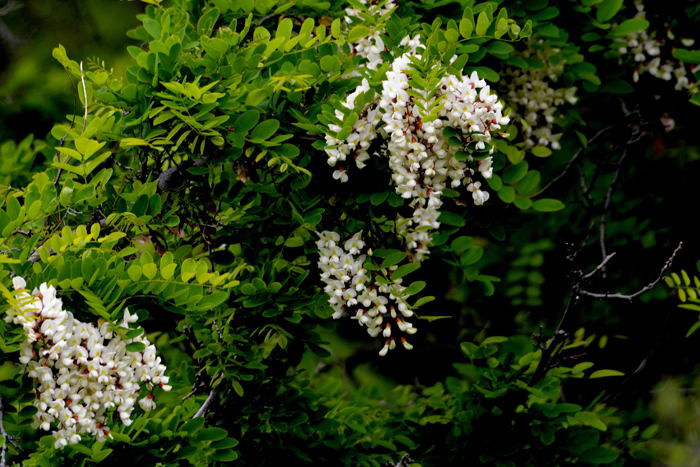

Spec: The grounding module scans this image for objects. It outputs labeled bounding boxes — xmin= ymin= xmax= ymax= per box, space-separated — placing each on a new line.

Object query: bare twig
xmin=0 ymin=0 xmax=22 ymax=16
xmin=599 ymin=149 xmax=628 ymax=270
xmin=579 ymin=242 xmax=683 ymax=300
xmin=388 ymin=453 xmax=415 ymax=467
xmin=193 ymin=382 xmax=220 ymax=419
xmin=534 ymin=125 xmax=614 ymax=198
xmin=530 ymin=292 xmax=576 ymax=385
xmin=80 ymin=62 xmax=88 ymax=134
xmin=212 ymin=319 xmax=223 ymax=341
xmin=0 ymin=1 xmax=23 ymax=47
xmin=182 ymin=384 xmax=206 ymax=401
xmin=581 ymin=252 xmax=616 ymax=281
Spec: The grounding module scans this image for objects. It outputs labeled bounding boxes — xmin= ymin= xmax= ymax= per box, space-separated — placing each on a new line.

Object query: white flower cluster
xmin=344 ymin=0 xmax=397 ymax=72
xmin=502 ymin=42 xmax=577 ymax=150
xmin=616 ymin=1 xmax=698 ymax=91
xmin=324 ymin=39 xmax=508 ymax=260
xmin=4 ymin=277 xmax=171 ymax=450
xmin=316 ymin=231 xmax=417 ymax=356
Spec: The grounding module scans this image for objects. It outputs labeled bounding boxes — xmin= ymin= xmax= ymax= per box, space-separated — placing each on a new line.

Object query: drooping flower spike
xmin=4 ymin=278 xmax=171 ymax=449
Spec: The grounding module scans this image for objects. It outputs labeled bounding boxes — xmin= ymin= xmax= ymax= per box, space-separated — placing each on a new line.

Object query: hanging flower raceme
xmin=3 ymin=277 xmax=171 ymax=449
xmin=615 ymin=0 xmax=699 ymax=92
xmin=323 ymin=38 xmax=509 ymax=261
xmin=501 ymin=40 xmax=578 ymax=150
xmin=316 ymin=231 xmax=417 ymax=356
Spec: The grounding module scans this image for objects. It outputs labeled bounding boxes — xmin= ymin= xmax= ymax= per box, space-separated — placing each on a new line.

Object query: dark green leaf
xmin=251 ymin=119 xmax=280 ymax=141
xmin=532 ymin=199 xmax=565 ymax=212
xmin=382 ymin=252 xmax=407 ymax=268
xmin=125 ymin=342 xmax=146 ymax=352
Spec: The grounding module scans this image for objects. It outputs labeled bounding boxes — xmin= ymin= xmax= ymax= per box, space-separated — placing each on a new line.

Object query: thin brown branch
xmin=579 ymin=242 xmax=683 ymax=300
xmin=582 ymin=252 xmax=616 ymax=281
xmin=192 ymin=378 xmax=221 ymax=419
xmin=534 ymin=124 xmax=613 ymax=198
xmin=599 ymin=148 xmax=628 ymax=271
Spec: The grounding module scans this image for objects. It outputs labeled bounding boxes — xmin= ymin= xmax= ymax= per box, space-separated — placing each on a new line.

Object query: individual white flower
xmin=12 ymin=276 xmax=26 ymax=290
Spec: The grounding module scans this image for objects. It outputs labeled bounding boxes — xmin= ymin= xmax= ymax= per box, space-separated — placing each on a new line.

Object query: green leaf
xmin=517 ymin=171 xmax=541 ymax=195
xmin=320 ymin=55 xmax=340 ymax=72
xmin=602 ymin=80 xmax=634 ymax=94
xmin=251 ymin=119 xmax=280 ymax=141
xmin=686 ymin=320 xmax=700 ymax=337
xmin=391 ymin=263 xmax=420 ymax=280
xmin=276 ymin=18 xmax=293 ymax=41
xmin=498 ymin=186 xmax=515 ymax=203
xmin=348 ymin=25 xmax=370 ymax=43
xmin=438 ymin=211 xmax=465 ymax=227
xmin=182 ymin=258 xmax=197 ymax=282
xmin=414 ymin=296 xmax=435 ymax=307
xmin=382 ymin=252 xmax=407 ymax=268
xmin=461 ymin=247 xmax=483 ymax=266
xmin=582 ymin=447 xmax=619 ymax=464
xmin=475 ymin=11 xmax=491 ymax=36
xmin=143 ymin=18 xmax=162 ymax=40
xmin=91 ymin=448 xmax=113 ymax=463
xmin=284 ymin=237 xmax=304 ymax=247
xmin=572 ymin=362 xmax=594 ymax=375
xmin=241 ymin=283 xmax=257 ymax=295
xmin=245 ymin=89 xmax=268 ymax=106
xmin=199 ymin=292 xmax=229 ymax=309
xmin=531 ymin=146 xmax=552 ymax=157
xmin=611 ymin=18 xmax=649 ymax=37
xmin=532 ymin=199 xmax=565 ymax=212
xmin=451 ymin=236 xmax=473 ymax=251
xmin=486 ymin=41 xmax=514 ymax=55
xmin=235 ymin=110 xmax=260 ymax=134
xmin=459 ymin=18 xmax=474 ymax=38
xmin=482 ymin=336 xmax=508 ymax=344
xmin=596 ymin=0 xmax=623 ymax=22
xmin=126 ymin=342 xmax=146 ymax=352
xmin=641 ymin=424 xmax=659 ymax=439
xmin=142 ymin=263 xmax=158 ymax=280
xmin=404 ymin=281 xmax=426 ymax=295
xmin=503 ymin=161 xmax=528 ymax=185
xmin=589 ymin=369 xmax=624 ymax=378
xmin=197 ymin=427 xmax=228 ymax=442
xmin=331 ymin=18 xmax=341 ymax=39
xmin=672 ymin=48 xmax=700 ymax=64
xmin=371 ymin=191 xmax=389 ymax=206
xmin=128 ymin=265 xmax=142 ymax=282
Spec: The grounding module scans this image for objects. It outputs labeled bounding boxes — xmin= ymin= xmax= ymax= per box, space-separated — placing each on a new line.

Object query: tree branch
xmin=387 ymin=453 xmax=414 ymax=467
xmin=579 ymin=242 xmax=683 ymax=300
xmin=534 ymin=124 xmax=614 ymax=198
xmin=192 ymin=382 xmax=220 ymax=419
xmin=582 ymin=252 xmax=616 ymax=281
xmin=599 ymin=148 xmax=628 ymax=273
